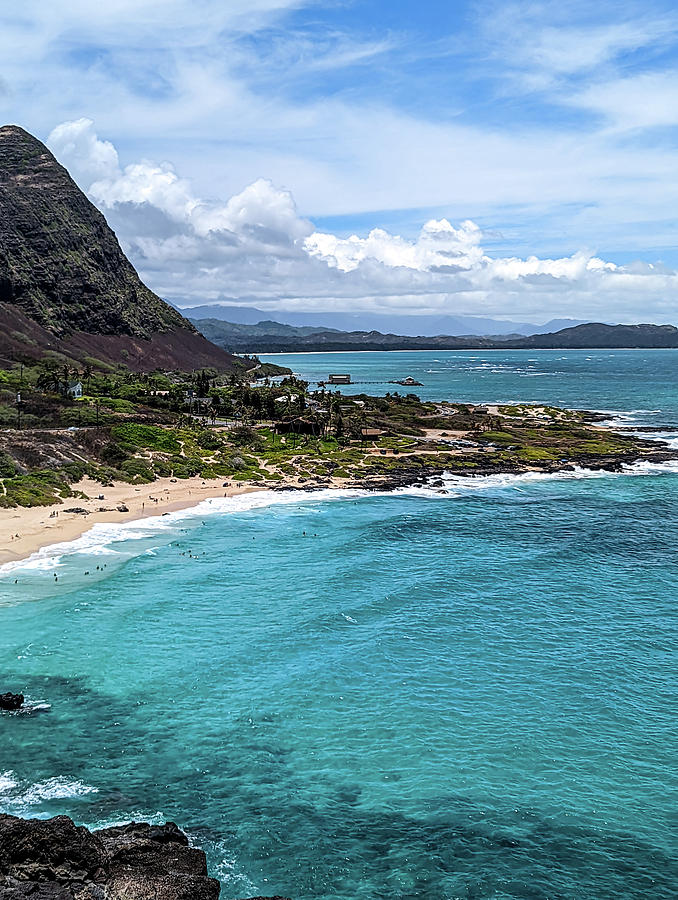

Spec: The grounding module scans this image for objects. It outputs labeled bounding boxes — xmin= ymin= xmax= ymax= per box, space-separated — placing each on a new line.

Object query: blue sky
xmin=2 ymin=0 xmax=678 ymax=322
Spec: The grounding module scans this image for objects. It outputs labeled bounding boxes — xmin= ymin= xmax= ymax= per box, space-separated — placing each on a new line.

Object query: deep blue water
xmin=1 ymin=351 xmax=677 ymax=899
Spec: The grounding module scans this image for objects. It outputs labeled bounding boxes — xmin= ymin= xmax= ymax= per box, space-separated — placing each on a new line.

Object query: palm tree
xmin=36 ymin=363 xmax=61 ymax=393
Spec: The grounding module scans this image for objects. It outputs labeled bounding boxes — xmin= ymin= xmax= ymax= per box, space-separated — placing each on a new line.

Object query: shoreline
xmin=0 ymin=475 xmax=268 ymax=569
xmin=258 ymin=347 xmax=678 ymax=356
xmin=3 ymin=445 xmax=678 ymax=571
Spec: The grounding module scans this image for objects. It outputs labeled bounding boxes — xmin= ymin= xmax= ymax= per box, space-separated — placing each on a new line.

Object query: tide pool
xmin=1 ymin=352 xmax=677 ymax=899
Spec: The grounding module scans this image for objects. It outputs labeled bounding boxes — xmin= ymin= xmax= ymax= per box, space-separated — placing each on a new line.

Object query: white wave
xmin=84 ymin=810 xmax=168 ymax=832
xmin=397 ymin=459 xmax=678 ymax=500
xmin=4 ymin=461 xmax=678 ymax=580
xmin=0 ymin=771 xmax=98 ymax=814
xmin=16 ymin=701 xmax=52 ymax=714
xmin=0 ymin=488 xmax=372 ymax=577
xmin=21 ymin=778 xmax=98 ymax=804
xmin=0 ymin=771 xmax=19 ymax=793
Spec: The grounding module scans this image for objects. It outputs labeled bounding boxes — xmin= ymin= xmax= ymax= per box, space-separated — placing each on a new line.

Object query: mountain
xmin=180 ymin=303 xmax=586 ymax=337
xmin=195 ymin=318 xmax=342 ymax=342
xmin=192 ymin=319 xmax=678 ymax=353
xmin=504 ymin=322 xmax=678 ymax=349
xmin=0 ymin=125 xmax=243 ymax=372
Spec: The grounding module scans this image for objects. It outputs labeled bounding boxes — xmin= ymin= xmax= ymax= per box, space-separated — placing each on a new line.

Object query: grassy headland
xmin=0 ymin=359 xmax=673 ymax=510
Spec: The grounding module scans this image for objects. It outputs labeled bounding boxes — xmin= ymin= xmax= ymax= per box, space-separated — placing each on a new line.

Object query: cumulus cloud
xmin=306 ymin=219 xmax=485 ymax=272
xmin=49 ymin=118 xmax=312 ymax=250
xmin=47 ymin=119 xmax=678 ymax=322
xmin=48 ymin=118 xmax=120 ymax=184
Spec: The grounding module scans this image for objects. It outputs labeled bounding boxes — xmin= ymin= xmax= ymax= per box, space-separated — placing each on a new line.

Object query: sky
xmin=2 ymin=0 xmax=678 ymax=324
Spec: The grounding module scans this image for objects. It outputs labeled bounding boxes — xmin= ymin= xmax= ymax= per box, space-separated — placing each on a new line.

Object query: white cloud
xmin=48 ymin=118 xmax=119 ymax=184
xmin=571 ymin=71 xmax=678 ymax=130
xmin=2 ymin=0 xmax=678 ymax=278
xmin=49 ymin=118 xmax=312 ymax=249
xmin=483 ymin=3 xmax=677 ymax=90
xmin=45 ymin=119 xmax=678 ymax=323
xmin=306 ymin=219 xmax=485 ymax=272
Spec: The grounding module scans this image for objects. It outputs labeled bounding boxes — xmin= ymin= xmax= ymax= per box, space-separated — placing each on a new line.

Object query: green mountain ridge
xmin=193 ymin=319 xmax=678 ymax=353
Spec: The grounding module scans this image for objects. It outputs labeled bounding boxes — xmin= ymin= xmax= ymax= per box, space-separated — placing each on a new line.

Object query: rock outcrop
xmin=0 ymin=815 xmax=292 ymax=899
xmin=0 ymin=125 xmax=244 ymax=373
xmin=0 ymin=693 xmax=23 ymax=711
xmin=0 ymin=815 xmax=223 ymax=899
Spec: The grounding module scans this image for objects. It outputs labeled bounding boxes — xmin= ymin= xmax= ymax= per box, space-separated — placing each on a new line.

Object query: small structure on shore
xmin=59 ymin=380 xmax=83 ymax=399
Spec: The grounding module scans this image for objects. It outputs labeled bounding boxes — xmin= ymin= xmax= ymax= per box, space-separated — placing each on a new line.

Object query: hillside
xmin=0 ymin=125 xmax=244 ymax=372
xmin=503 ymin=322 xmax=678 ymax=349
xmin=183 ymin=303 xmax=585 ymax=336
xmin=192 ymin=318 xmax=678 ymax=353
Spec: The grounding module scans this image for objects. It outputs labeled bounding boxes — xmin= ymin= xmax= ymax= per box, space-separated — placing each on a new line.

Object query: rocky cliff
xmin=0 ymin=814 xmax=290 ymax=900
xmin=0 ymin=125 xmax=243 ymax=372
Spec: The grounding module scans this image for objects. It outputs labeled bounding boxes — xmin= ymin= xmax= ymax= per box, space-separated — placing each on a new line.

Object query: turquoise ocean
xmin=1 ymin=350 xmax=677 ymax=899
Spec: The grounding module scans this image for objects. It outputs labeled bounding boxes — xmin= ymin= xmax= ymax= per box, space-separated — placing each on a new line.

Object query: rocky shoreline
xmin=328 ymin=446 xmax=678 ymax=493
xmin=0 ymin=814 xmax=288 ymax=900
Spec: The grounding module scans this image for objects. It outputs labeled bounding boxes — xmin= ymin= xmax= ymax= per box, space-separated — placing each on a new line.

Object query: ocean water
xmin=1 ymin=351 xmax=678 ymax=899
xmin=261 ymin=348 xmax=678 ymax=427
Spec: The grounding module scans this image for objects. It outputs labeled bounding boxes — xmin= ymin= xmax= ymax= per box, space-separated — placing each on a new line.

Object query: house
xmin=61 ymin=380 xmax=83 ymax=399
xmin=361 ymin=427 xmax=384 ymax=440
xmin=328 ymin=373 xmax=351 ymax=384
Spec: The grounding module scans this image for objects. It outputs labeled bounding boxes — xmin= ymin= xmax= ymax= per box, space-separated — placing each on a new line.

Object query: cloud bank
xmin=49 ymin=118 xmax=678 ymax=323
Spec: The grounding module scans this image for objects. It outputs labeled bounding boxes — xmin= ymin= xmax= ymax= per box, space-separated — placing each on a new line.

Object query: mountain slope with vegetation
xmin=0 ymin=125 xmax=243 ymax=372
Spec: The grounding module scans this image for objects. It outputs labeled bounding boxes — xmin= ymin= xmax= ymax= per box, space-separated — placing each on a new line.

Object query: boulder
xmin=0 ymin=692 xmax=23 ymax=710
xmin=0 ymin=816 xmax=221 ymax=900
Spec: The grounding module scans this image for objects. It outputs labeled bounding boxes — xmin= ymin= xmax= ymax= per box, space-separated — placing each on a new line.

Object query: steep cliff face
xmin=0 ymin=125 xmax=243 ymax=371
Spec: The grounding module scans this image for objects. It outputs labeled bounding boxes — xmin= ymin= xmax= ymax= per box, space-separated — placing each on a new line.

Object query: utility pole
xmin=16 ymin=393 xmax=22 ymax=430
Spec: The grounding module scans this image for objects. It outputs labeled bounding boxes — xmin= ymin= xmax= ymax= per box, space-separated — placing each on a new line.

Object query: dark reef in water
xmin=0 ymin=693 xmax=23 ymax=711
xmin=0 ymin=814 xmax=289 ymax=899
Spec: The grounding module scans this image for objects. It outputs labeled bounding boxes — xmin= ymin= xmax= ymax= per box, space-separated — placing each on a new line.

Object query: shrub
xmin=111 ymin=423 xmax=181 ymax=453
xmin=196 ymin=429 xmax=223 ymax=450
xmin=229 ymin=425 xmax=264 ymax=449
xmin=120 ymin=459 xmax=156 ymax=482
xmin=101 ymin=441 xmax=130 ymax=466
xmin=0 ymin=450 xmax=17 ymax=478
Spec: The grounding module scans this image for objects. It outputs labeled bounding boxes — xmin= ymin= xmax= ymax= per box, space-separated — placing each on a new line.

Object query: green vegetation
xmin=0 ymin=359 xmax=668 ymax=508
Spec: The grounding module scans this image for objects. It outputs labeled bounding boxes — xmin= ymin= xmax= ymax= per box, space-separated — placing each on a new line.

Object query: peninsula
xmin=0 ymin=365 xmax=673 ymax=565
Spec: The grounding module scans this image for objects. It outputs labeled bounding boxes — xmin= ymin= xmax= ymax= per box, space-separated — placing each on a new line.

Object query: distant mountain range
xmin=0 ymin=126 xmax=242 ymax=372
xmin=180 ymin=304 xmax=586 ymax=338
xmin=192 ymin=319 xmax=678 ymax=353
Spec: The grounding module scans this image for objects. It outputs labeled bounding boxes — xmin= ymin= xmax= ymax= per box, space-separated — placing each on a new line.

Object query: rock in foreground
xmin=0 ymin=693 xmax=23 ymax=711
xmin=0 ymin=814 xmax=224 ymax=899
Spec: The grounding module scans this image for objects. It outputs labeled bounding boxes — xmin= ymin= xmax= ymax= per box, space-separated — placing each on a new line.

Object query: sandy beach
xmin=0 ymin=475 xmax=266 ymax=567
